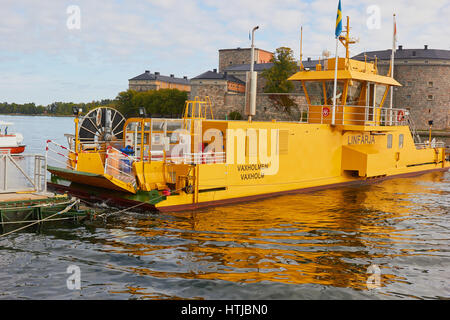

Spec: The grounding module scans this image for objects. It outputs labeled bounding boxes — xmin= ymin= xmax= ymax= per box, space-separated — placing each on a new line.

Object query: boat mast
xmin=299 ymin=26 xmax=304 ymax=71
xmin=389 ymin=14 xmax=397 ymax=125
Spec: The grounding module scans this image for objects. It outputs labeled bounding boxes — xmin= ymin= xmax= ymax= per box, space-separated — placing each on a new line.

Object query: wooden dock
xmin=0 ymin=192 xmax=93 ymax=234
xmin=0 ymin=192 xmax=56 ymax=203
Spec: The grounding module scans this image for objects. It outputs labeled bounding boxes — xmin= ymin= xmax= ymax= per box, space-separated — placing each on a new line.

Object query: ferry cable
xmin=94 ymin=186 xmax=188 ymax=221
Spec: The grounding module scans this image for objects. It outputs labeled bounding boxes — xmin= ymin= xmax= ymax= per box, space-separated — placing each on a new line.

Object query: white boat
xmin=0 ymin=121 xmax=25 ymax=154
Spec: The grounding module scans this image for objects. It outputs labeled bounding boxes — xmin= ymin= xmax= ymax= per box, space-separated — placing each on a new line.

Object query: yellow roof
xmin=288 ymin=70 xmax=402 ymax=86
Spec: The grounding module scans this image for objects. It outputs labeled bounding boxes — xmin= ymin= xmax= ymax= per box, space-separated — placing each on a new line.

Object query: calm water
xmin=0 ymin=115 xmax=449 ymax=300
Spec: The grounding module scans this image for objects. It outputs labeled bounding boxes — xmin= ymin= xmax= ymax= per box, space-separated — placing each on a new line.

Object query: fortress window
xmin=387 ymin=134 xmax=393 ymax=149
xmin=427 ymin=95 xmax=433 ymax=101
xmin=399 ymin=134 xmax=404 ymax=149
xmin=428 ymin=81 xmax=433 ymax=87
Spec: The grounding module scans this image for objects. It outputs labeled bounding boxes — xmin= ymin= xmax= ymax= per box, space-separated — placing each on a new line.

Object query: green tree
xmin=261 ymin=47 xmax=298 ymax=115
xmin=228 ymin=111 xmax=243 ymax=120
xmin=262 ymin=47 xmax=298 ymax=94
xmin=115 ymin=89 xmax=188 ymax=118
xmin=115 ymin=90 xmax=137 ymax=116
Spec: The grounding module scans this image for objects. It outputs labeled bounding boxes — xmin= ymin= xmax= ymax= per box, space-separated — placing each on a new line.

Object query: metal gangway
xmin=0 ymin=151 xmax=47 ymax=194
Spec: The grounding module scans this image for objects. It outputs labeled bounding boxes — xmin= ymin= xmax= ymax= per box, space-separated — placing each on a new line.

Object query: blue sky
xmin=0 ymin=0 xmax=449 ymax=105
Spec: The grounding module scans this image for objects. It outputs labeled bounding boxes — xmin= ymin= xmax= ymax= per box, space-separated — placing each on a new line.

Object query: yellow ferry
xmin=46 ymin=18 xmax=449 ymax=212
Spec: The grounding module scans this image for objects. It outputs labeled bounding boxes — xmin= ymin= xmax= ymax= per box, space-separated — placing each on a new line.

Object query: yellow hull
xmin=150 ymin=122 xmax=448 ymax=211
xmin=48 ymin=121 xmax=449 ymax=213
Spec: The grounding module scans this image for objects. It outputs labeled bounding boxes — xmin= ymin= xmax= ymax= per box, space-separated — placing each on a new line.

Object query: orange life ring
xmin=397 ymin=110 xmax=405 ymax=122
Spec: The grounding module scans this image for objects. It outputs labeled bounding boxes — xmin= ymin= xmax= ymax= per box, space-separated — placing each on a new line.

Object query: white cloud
xmin=0 ymin=0 xmax=448 ymax=104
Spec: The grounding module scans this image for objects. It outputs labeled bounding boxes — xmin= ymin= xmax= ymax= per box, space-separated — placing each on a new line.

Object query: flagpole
xmin=332 ymin=38 xmax=339 ymax=125
xmin=300 ymin=26 xmax=303 ymax=71
xmin=389 ymin=14 xmax=396 ymax=125
xmin=332 ymin=0 xmax=342 ymax=126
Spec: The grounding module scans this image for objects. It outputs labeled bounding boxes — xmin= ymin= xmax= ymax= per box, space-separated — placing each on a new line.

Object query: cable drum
xmin=78 ymin=107 xmax=126 ymax=146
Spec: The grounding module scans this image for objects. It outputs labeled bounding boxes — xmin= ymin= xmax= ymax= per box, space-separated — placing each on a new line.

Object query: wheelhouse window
xmin=303 ymin=81 xmax=345 ymax=106
xmin=303 ymin=81 xmax=325 ymax=105
xmin=324 ymin=81 xmax=344 ymax=105
xmin=346 ymin=80 xmax=364 ymax=105
xmin=375 ymin=85 xmax=387 ymax=108
xmin=367 ymin=83 xmax=375 ymax=121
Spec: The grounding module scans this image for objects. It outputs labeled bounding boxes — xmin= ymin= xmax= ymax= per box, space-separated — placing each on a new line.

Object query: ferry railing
xmin=415 ymin=141 xmax=446 ymax=150
xmin=78 ymin=140 xmax=125 ymax=152
xmin=145 ymin=151 xmax=226 ymax=165
xmin=305 ymin=105 xmax=409 ymax=126
xmin=0 ymin=153 xmax=47 ymax=194
xmin=169 ymin=152 xmax=226 ymax=165
xmin=46 ymin=140 xmax=78 ymax=170
xmin=104 ymin=147 xmax=136 ymax=185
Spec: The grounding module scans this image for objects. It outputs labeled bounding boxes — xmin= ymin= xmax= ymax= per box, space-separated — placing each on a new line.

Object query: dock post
xmin=2 ymin=155 xmax=7 ymax=191
xmin=0 ymin=210 xmax=3 ymax=233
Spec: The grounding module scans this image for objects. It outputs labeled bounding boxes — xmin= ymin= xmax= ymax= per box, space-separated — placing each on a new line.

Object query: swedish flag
xmin=335 ymin=0 xmax=343 ymax=38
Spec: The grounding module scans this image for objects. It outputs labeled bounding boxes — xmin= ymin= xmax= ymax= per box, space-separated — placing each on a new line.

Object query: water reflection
xmin=1 ymin=115 xmax=448 ymax=299
xmin=94 ymin=171 xmax=449 ymax=297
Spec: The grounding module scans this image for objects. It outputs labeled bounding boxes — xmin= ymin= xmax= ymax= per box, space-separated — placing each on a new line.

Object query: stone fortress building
xmin=218 ymin=48 xmax=274 ymax=73
xmin=192 ymin=48 xmax=330 ymax=121
xmin=191 ymin=47 xmax=306 ymax=121
xmin=129 ymin=46 xmax=449 ymax=131
xmin=353 ymin=45 xmax=450 ymax=131
xmin=129 ymin=70 xmax=191 ymax=92
xmin=191 ymin=45 xmax=449 ymax=130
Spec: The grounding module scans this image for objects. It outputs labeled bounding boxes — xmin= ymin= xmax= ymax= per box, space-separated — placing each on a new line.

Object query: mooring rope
xmin=0 ymin=185 xmax=187 ymax=236
xmin=0 ymin=199 xmax=80 ymax=239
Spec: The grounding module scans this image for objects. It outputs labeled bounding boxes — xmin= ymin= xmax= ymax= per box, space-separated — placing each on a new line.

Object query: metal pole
xmin=389 ymin=14 xmax=396 ymax=125
xmin=429 ymin=124 xmax=432 ymax=147
xmin=249 ymin=26 xmax=259 ymax=122
xmin=300 ymin=26 xmax=303 ymax=71
xmin=74 ymin=116 xmax=79 ymax=153
xmin=2 ymin=155 xmax=6 ymax=191
xmin=332 ymin=38 xmax=339 ymax=125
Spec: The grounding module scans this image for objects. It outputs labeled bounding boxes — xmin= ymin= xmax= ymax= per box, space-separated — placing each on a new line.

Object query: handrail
xmin=104 ymin=146 xmax=136 ymax=185
xmin=1 ymin=153 xmax=46 ymax=193
xmin=46 ymin=140 xmax=78 ymax=170
xmin=415 ymin=142 xmax=445 ymax=150
xmin=144 ymin=151 xmax=226 ymax=165
xmin=304 ymin=105 xmax=410 ymax=126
